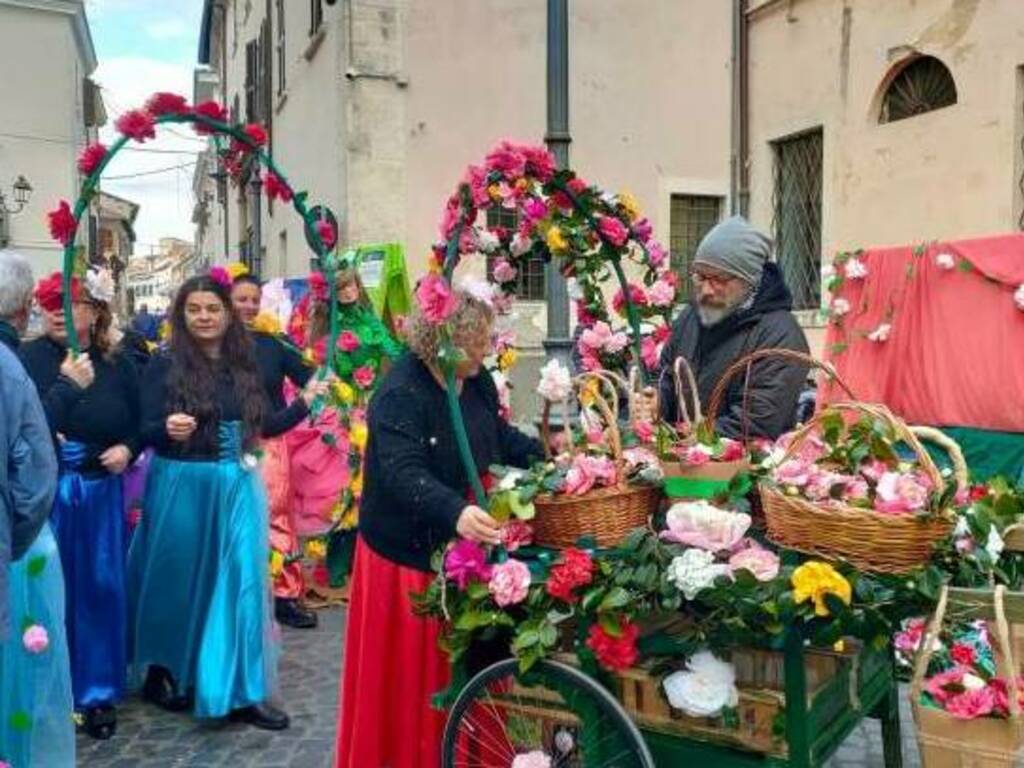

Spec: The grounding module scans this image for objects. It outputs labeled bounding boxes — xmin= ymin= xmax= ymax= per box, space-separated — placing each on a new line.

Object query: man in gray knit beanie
xmin=657 ymin=216 xmax=810 ymax=439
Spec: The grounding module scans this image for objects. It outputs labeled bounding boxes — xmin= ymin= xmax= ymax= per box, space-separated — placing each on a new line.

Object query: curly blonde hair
xmin=405 ymin=290 xmax=494 ymax=363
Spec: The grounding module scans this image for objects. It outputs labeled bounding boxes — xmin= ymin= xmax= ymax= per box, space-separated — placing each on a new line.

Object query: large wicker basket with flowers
xmin=761 ymin=402 xmax=964 ymax=574
xmin=534 ymin=372 xmax=662 ymax=549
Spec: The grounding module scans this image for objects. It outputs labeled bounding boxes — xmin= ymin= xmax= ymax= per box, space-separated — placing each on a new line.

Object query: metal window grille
xmin=244 ymin=39 xmax=258 ymax=122
xmin=772 ymin=129 xmax=823 ymax=311
xmin=669 ymin=194 xmax=722 ymax=295
xmin=276 ymin=0 xmax=286 ymax=95
xmin=880 ymin=56 xmax=957 ymax=124
xmin=485 ymin=207 xmax=546 ymax=301
xmin=310 ymin=0 xmax=324 ymax=36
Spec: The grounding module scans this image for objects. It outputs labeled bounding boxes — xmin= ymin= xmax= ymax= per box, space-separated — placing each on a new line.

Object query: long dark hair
xmin=167 ymin=275 xmax=265 ymax=451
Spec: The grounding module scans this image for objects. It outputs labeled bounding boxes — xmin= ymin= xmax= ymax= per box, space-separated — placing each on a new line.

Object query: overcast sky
xmin=86 ymin=0 xmax=206 ymax=258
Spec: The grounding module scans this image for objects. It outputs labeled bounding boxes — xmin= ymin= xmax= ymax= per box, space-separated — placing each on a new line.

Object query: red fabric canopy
xmin=820 ymin=233 xmax=1024 ymax=432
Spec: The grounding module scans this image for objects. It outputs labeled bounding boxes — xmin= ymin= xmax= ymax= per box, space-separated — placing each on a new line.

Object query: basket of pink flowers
xmin=760 ymin=402 xmax=964 ymax=574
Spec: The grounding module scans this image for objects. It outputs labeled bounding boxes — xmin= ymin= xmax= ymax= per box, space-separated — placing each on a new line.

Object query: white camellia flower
xmin=476 ymin=228 xmax=500 ymax=254
xmin=935 ymin=253 xmax=956 ymax=271
xmin=867 ymin=323 xmax=891 ymax=343
xmin=985 ymin=525 xmax=1005 ymax=561
xmin=962 ymin=673 xmax=987 ymax=692
xmin=241 ymin=453 xmax=259 ymax=471
xmin=85 ymin=266 xmax=116 ymax=304
xmin=511 ymin=233 xmax=532 ymax=257
xmin=1015 ymin=284 xmax=1024 ymax=312
xmin=844 ymin=258 xmax=868 ymax=279
xmin=831 ymin=298 xmax=850 ymax=317
xmin=663 ymin=651 xmax=740 ymax=718
xmin=666 ymin=549 xmax=730 ymax=600
xmin=536 ymin=358 xmax=573 ymax=403
xmin=498 ymin=469 xmax=524 ymax=491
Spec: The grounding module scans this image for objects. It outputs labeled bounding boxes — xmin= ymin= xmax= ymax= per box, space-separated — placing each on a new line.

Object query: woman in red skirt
xmin=335 ymin=290 xmax=543 ymax=768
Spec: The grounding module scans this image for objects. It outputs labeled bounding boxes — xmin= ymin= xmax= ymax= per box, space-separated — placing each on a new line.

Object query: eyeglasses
xmin=689 ymin=270 xmax=736 ymax=289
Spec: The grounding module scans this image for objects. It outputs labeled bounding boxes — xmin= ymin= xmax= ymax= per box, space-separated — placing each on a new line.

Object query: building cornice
xmin=0 ymin=0 xmax=98 ymax=72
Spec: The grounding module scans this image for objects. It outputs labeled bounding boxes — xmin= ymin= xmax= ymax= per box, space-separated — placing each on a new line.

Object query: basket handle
xmin=704 ymin=348 xmax=856 ymax=439
xmin=656 ymin=356 xmax=702 ymax=432
xmin=540 ymin=370 xmax=623 ymax=461
xmin=779 ymin=401 xmax=944 ymax=492
xmin=907 ymin=426 xmax=969 ymax=494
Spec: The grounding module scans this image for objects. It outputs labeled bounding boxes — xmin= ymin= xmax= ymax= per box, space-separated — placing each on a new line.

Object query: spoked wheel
xmin=442 ymin=658 xmax=655 ymax=768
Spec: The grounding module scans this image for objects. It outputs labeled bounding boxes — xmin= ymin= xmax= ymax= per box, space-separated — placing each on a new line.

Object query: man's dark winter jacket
xmin=658 ymin=263 xmax=810 ymax=440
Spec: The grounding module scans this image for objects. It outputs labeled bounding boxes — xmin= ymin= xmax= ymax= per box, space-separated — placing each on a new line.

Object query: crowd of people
xmin=0 ymin=214 xmax=811 ymax=767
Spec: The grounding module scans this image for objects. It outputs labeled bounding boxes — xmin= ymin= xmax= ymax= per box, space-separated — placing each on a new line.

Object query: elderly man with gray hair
xmin=0 ymin=250 xmax=74 ymax=766
xmin=658 ymin=216 xmax=810 ymax=440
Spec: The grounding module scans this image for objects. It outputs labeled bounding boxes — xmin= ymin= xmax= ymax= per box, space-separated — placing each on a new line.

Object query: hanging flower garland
xmin=46 ymin=91 xmax=342 ymax=357
xmin=420 ymin=140 xmax=680 ymax=505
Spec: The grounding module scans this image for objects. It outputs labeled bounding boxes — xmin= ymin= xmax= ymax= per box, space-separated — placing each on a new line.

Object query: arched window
xmin=879 ymin=56 xmax=957 ymax=124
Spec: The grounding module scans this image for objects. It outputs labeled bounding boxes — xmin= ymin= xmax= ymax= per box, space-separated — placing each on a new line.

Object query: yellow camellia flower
xmin=332 ymin=381 xmax=356 ymax=406
xmin=791 ymin=561 xmax=852 ymax=617
xmin=579 ymin=378 xmax=600 ymax=408
xmin=269 ymin=550 xmax=284 ymax=578
xmin=497 ymin=348 xmax=518 ymax=372
xmin=250 ymin=311 xmax=281 ymax=336
xmin=514 ymin=178 xmax=530 ymax=193
xmin=349 ymin=422 xmax=369 ymax=451
xmin=350 ymin=473 xmax=364 ymax=497
xmin=488 ymin=183 xmax=503 ymax=202
xmin=617 ymin=190 xmax=641 ymax=222
xmin=304 ymin=539 xmax=327 ymax=561
xmin=546 ymin=225 xmax=569 ymax=253
xmin=226 ymin=261 xmax=250 ymax=280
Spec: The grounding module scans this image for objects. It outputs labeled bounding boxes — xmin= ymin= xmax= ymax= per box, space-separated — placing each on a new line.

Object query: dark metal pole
xmin=544 ymin=0 xmax=572 ymax=366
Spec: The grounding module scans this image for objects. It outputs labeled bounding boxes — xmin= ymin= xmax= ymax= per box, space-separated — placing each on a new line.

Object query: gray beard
xmin=696 ymin=291 xmax=755 ymax=328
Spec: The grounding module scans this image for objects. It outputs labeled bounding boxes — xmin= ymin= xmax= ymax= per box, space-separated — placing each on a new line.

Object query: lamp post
xmin=543 ymin=0 xmax=572 ymax=368
xmin=0 ymin=175 xmax=33 ymax=248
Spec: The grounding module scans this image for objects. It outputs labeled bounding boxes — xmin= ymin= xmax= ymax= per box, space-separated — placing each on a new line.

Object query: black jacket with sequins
xmin=360 ymin=354 xmax=542 ymax=572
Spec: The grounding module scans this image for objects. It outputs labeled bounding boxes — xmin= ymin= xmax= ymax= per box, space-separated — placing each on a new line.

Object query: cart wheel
xmin=442 ymin=658 xmax=655 ymax=768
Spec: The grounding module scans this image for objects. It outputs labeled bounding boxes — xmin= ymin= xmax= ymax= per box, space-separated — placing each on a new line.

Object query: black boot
xmin=229 ymin=703 xmax=290 ymax=731
xmin=275 ymin=597 xmax=318 ymax=629
xmin=142 ymin=665 xmax=191 ymax=712
xmin=82 ymin=705 xmax=117 ymax=740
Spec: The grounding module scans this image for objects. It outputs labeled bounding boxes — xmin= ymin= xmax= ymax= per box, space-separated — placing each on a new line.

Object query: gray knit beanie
xmin=692 ymin=216 xmax=772 ymax=287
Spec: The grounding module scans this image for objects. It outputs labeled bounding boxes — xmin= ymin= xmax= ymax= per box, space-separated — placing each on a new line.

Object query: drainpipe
xmin=737 ymin=0 xmax=751 ymax=218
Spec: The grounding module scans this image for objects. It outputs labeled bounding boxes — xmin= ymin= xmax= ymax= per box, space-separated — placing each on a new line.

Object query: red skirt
xmin=335 ymin=537 xmax=450 ymax=768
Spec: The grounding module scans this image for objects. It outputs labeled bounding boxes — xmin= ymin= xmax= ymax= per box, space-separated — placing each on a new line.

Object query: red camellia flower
xmin=586 ymin=620 xmax=639 ymax=672
xmin=950 ymin=643 xmax=977 ymax=667
xmin=77 ymin=142 xmax=107 ymax=176
xmin=309 ymin=272 xmax=328 ymax=301
xmin=34 ymin=271 xmax=81 ymax=312
xmin=353 ymin=366 xmax=376 ymax=390
xmin=338 ymin=330 xmax=361 ymax=352
xmin=545 ymin=548 xmax=595 ymax=603
xmin=47 ymin=201 xmax=78 ymax=245
xmin=312 ymin=563 xmax=329 ymax=587
xmin=242 ymin=123 xmax=268 ymax=147
xmin=612 ymin=283 xmax=649 ymax=316
xmin=566 ymin=177 xmax=588 ymax=196
xmin=193 ymin=100 xmax=229 ymax=135
xmin=144 ymin=92 xmax=190 ymax=116
xmin=317 ymin=220 xmax=338 ymax=251
xmin=114 ymin=109 xmax=157 ymax=143
xmin=969 ymin=485 xmax=989 ymax=502
xmin=263 ymin=171 xmax=293 ymax=203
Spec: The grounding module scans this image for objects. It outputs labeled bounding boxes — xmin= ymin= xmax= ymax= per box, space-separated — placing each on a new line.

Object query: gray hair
xmin=405 ymin=290 xmax=494 ymax=363
xmin=0 ymin=250 xmax=35 ymax=320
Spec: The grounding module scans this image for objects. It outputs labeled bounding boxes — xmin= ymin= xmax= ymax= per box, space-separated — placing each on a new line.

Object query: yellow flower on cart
xmin=545 ymin=225 xmax=568 ymax=254
xmin=304 ymin=539 xmax=327 ymax=561
xmin=497 ymin=348 xmax=518 ymax=372
xmin=617 ymin=190 xmax=641 ymax=222
xmin=791 ymin=561 xmax=851 ymax=617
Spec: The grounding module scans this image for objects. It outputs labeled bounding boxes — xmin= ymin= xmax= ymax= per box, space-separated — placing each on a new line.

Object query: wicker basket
xmin=534 ymin=372 xmax=661 ymax=549
xmin=761 ymin=402 xmax=962 ymax=574
xmin=911 ymin=585 xmax=1024 ymax=767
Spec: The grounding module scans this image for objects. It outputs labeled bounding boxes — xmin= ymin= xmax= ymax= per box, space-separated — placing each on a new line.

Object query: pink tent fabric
xmin=819 ymin=233 xmax=1024 ymax=432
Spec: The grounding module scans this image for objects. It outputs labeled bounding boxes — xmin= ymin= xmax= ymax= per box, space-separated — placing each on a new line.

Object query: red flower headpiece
xmin=34 ymin=272 xmax=82 ymax=313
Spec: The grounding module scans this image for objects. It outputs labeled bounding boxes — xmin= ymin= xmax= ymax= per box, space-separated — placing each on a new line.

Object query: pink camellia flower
xmin=805 ymin=470 xmax=844 ymax=502
xmin=988 ymin=677 xmax=1024 ymax=716
xmin=597 ymin=215 xmax=630 ymax=247
xmin=647 ymin=242 xmax=668 ymax=269
xmin=523 ymin=197 xmax=549 ymax=225
xmin=633 ymin=420 xmax=655 ymax=443
xmin=613 ymin=284 xmax=648 ymax=316
xmin=415 ymin=274 xmax=458 ymax=325
xmin=679 ymin=444 xmax=713 ymax=467
xmin=728 ymin=543 xmax=780 ymax=582
xmin=662 ymin=500 xmax=752 ymax=552
xmin=484 ymin=141 xmax=527 ymax=180
xmin=145 ymin=91 xmax=191 ymax=116
xmin=647 ymin=280 xmax=676 ymax=308
xmin=522 ymin=145 xmax=556 ymax=182
xmin=115 ymin=109 xmax=157 ymax=142
xmin=946 ymin=687 xmax=996 ymax=720
xmin=894 ymin=618 xmax=926 ymax=653
xmin=580 ymin=321 xmax=629 ymax=355
xmin=338 ymin=331 xmax=361 ymax=352
xmin=860 ymin=459 xmax=888 ymax=482
xmin=22 ymin=624 xmax=49 ymax=654
xmin=208 ymin=265 xmax=231 ymax=288
xmin=317 ymin=220 xmax=337 ymax=251
xmin=309 ymin=271 xmax=328 ymax=301
xmin=500 ymin=520 xmax=534 ymax=552
xmin=492 ymin=259 xmax=518 ymax=283
xmin=623 ymin=447 xmax=658 ymax=470
xmin=774 ymin=458 xmax=814 ymax=488
xmin=463 ymin=164 xmax=490 ymax=207
xmin=511 ymin=751 xmax=552 ymax=768
xmin=924 ymin=667 xmax=967 ymax=704
xmin=718 ymin=439 xmax=745 ymax=462
xmin=488 ymin=559 xmax=532 ymax=607
xmin=874 ymin=471 xmax=929 ymax=514
xmin=444 ymin=539 xmax=493 ymax=589
xmin=77 ymin=142 xmax=108 ymax=176
xmin=631 ymin=217 xmax=653 ymax=243
xmin=47 ymin=200 xmax=78 ymax=245
xmin=353 ymin=366 xmax=376 ymax=390
xmin=640 ymin=336 xmax=660 ymax=370
xmin=844 ymin=477 xmax=870 ymax=503
xmin=564 ymin=454 xmax=617 ymax=495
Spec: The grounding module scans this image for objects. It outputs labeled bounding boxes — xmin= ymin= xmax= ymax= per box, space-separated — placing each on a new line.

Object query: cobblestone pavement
xmin=77 ymin=606 xmax=920 ymax=767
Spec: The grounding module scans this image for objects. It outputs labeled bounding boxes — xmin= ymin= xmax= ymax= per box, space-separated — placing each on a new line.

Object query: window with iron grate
xmin=880 ymin=56 xmax=957 ymax=124
xmin=276 ymin=0 xmax=287 ymax=94
xmin=485 ymin=207 xmax=546 ymax=301
xmin=669 ymin=194 xmax=722 ymax=296
xmin=772 ymin=129 xmax=823 ymax=311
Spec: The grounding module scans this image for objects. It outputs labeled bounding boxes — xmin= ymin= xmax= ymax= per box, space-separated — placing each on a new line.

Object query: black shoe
xmin=229 ymin=703 xmax=290 ymax=731
xmin=83 ymin=706 xmax=117 ymax=740
xmin=142 ymin=665 xmax=192 ymax=712
xmin=275 ymin=598 xmax=318 ymax=629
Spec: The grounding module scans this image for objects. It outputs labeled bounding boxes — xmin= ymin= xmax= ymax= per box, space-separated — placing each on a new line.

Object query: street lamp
xmin=0 ymin=175 xmax=33 ymax=248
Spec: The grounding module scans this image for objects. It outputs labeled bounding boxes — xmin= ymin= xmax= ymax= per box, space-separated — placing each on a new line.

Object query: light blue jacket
xmin=0 ymin=332 xmax=57 ymax=639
